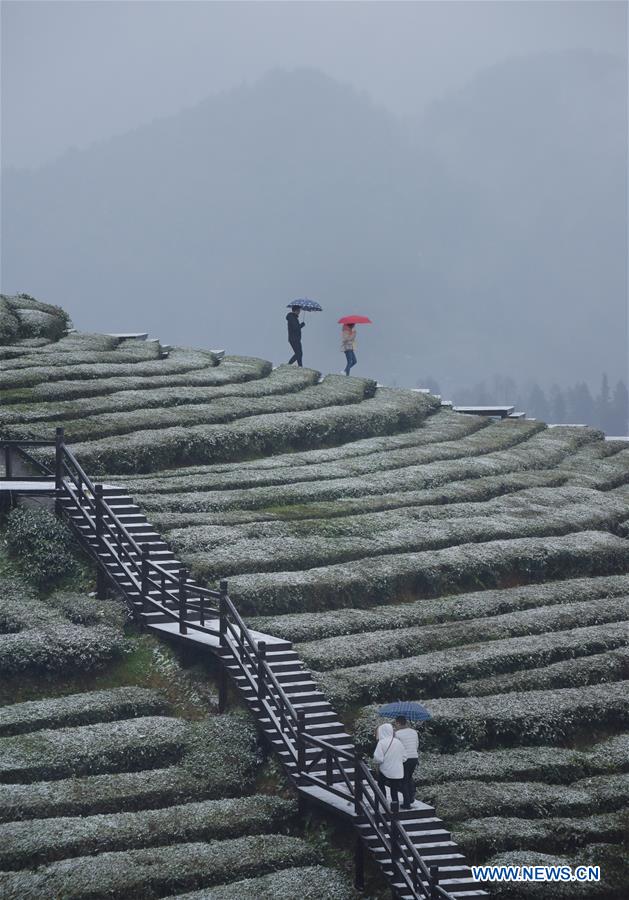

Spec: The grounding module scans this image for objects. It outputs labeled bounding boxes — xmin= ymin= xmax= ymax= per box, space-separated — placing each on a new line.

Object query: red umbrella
xmin=338 ymin=315 xmax=372 ymax=325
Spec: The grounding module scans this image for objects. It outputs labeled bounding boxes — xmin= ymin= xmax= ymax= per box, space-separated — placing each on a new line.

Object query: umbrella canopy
xmin=287 ymin=298 xmax=322 ymax=311
xmin=338 ymin=315 xmax=372 ymax=325
xmin=378 ymin=701 xmax=432 ymax=722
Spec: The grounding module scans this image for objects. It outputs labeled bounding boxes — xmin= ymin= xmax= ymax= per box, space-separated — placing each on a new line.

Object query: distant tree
xmin=526 ymin=383 xmax=550 ymax=422
xmin=611 ymin=380 xmax=629 ymax=435
xmin=570 ymin=382 xmax=595 ymax=426
xmin=491 ymin=374 xmax=517 ymax=403
xmin=594 ymin=373 xmax=613 ymax=433
xmin=549 ymin=384 xmax=567 ymax=423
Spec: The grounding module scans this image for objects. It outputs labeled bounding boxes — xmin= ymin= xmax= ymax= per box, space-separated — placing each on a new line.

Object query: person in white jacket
xmin=373 ymin=722 xmax=407 ymax=806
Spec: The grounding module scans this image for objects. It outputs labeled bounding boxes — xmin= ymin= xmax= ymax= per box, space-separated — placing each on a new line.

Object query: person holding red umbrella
xmin=339 ymin=315 xmax=371 ymax=376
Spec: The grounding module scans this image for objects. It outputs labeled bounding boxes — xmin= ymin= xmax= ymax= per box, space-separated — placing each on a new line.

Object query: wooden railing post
xmin=219 ymin=580 xmax=228 ymax=648
xmin=325 ymin=747 xmax=334 ymax=786
xmin=430 ymin=865 xmax=440 ymax=899
xmin=256 ymin=640 xmax=266 ymax=702
xmin=354 ymin=754 xmax=363 ymax=815
xmin=54 ymin=426 xmax=65 ymax=516
xmin=390 ymin=800 xmax=400 ymax=867
xmin=178 ymin=568 xmax=188 ymax=634
xmin=94 ymin=484 xmax=107 ymax=600
xmin=4 ymin=444 xmax=12 ymax=479
xmin=140 ymin=544 xmax=150 ymax=612
xmin=297 ymin=709 xmax=306 ymax=773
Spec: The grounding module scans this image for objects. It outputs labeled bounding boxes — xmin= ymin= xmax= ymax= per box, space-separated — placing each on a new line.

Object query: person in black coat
xmin=286 ymin=306 xmax=305 ymax=367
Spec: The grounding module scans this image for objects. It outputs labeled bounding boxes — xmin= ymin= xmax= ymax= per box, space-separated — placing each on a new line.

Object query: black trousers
xmin=402 ymin=758 xmax=417 ymax=807
xmin=288 ymin=340 xmax=303 ymax=367
xmin=377 ymin=771 xmax=404 ymax=807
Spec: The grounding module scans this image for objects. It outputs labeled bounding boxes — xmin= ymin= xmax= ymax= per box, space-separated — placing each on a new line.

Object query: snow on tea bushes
xmin=225 ymin=532 xmax=629 ymax=615
xmin=249 ymin=575 xmax=629 ymax=642
xmin=454 ymin=811 xmax=627 ymax=858
xmin=170 ymin=487 xmax=629 ymax=578
xmin=9 ymin=374 xmax=373 ymax=443
xmin=13 ymin=349 xmax=271 ymax=403
xmin=459 ymin=647 xmax=629 ymax=696
xmin=0 ymin=294 xmax=70 ymax=344
xmin=0 ymin=687 xmax=168 ymax=737
xmin=130 ymin=415 xmax=534 ymax=496
xmin=138 ymin=425 xmax=600 ymax=514
xmin=413 ymin=734 xmax=629 ymax=787
xmin=0 ymin=624 xmax=127 ymax=676
xmin=0 ymin=365 xmax=319 ymax=428
xmin=70 ymin=387 xmax=437 ymax=474
xmin=0 ymin=713 xmax=261 ymax=822
xmin=0 ymin=834 xmax=320 ymax=900
xmin=173 ymin=865 xmax=355 ymax=900
xmin=0 ymin=794 xmax=295 ymax=869
xmin=295 ymin=597 xmax=629 ymax=671
xmin=0 ymin=347 xmax=220 ymax=391
xmin=354 ymin=681 xmax=629 ymax=752
xmin=318 ymin=623 xmax=629 ymax=707
xmin=420 ymin=773 xmax=629 ymax=823
xmin=0 ymin=717 xmax=189 ymax=783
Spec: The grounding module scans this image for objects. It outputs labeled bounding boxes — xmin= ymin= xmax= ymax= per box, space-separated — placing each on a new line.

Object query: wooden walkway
xmin=0 ymin=434 xmax=486 ymax=900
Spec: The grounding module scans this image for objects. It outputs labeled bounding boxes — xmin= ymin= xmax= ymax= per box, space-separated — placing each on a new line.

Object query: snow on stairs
xmin=217 ymin=642 xmax=484 ymax=898
xmin=60 ymin=479 xmax=485 ymax=899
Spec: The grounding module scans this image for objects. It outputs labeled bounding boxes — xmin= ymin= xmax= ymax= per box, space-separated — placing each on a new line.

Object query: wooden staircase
xmin=3 ymin=432 xmax=487 ymax=900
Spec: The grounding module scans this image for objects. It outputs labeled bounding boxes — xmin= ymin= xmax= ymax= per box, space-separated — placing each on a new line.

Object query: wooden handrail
xmin=2 ymin=432 xmax=456 ymax=900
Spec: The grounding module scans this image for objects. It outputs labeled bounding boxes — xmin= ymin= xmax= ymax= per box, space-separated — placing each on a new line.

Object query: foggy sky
xmin=2 ymin=0 xmax=626 ymax=170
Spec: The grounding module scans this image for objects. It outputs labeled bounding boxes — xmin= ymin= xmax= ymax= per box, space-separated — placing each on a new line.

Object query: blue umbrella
xmin=287 ymin=298 xmax=322 ymax=311
xmin=378 ymin=701 xmax=432 ymax=722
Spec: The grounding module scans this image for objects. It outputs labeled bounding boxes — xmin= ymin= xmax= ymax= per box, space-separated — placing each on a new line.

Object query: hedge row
xmin=0 ymin=577 xmax=57 ymax=634
xmin=460 ymin=646 xmax=629 ymax=696
xmin=414 ymin=734 xmax=629 ymax=787
xmin=0 ymin=294 xmax=70 ymax=345
xmin=454 ymin=811 xmax=627 ymax=858
xmin=297 ymin=597 xmax=629 ymax=672
xmin=0 ymin=715 xmax=260 ymax=821
xmin=0 ymin=347 xmax=219 ymax=390
xmin=0 ymin=342 xmax=160 ymax=373
xmin=564 ymin=448 xmax=629 ymax=491
xmin=69 ymin=388 xmax=437 ymax=474
xmin=174 ymin=488 xmax=629 ymax=578
xmin=226 ymin=531 xmax=629 ymax=615
xmin=354 ymin=681 xmax=629 ymax=752
xmin=0 ymin=624 xmax=127 ymax=677
xmin=127 ymin=407 xmax=485 ymax=482
xmin=0 ymin=716 xmax=188 ymax=783
xmin=0 ymin=794 xmax=295 ymax=869
xmin=150 ymin=470 xmax=570 ymax=529
xmin=0 ymin=687 xmax=168 ymax=737
xmin=173 ymin=865 xmax=355 ymax=900
xmin=250 ymin=575 xmax=629 ymax=643
xmin=9 ymin=374 xmax=373 ymax=443
xmin=320 ymin=622 xmax=628 ymax=707
xmin=4 ymin=355 xmax=272 ymax=406
xmin=139 ymin=427 xmax=599 ymax=513
xmin=0 ymin=365 xmax=318 ymax=427
xmin=130 ymin=417 xmax=538 ymax=497
xmin=0 ymin=834 xmax=319 ymax=900
xmin=420 ymin=773 xmax=629 ymax=823
xmin=0 ymin=573 xmax=125 ymax=636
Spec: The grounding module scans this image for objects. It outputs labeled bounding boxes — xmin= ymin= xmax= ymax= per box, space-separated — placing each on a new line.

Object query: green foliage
xmin=4 ymin=508 xmax=79 ymax=590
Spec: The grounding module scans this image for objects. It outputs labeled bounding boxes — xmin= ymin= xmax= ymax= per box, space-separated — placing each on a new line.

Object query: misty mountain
xmin=2 ymin=53 xmax=625 ymax=389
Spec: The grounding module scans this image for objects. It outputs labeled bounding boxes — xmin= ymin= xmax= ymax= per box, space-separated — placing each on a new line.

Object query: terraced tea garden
xmin=1 ymin=295 xmax=628 ymax=897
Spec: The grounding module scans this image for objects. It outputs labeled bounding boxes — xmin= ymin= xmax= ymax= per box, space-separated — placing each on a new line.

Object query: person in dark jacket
xmin=286 ymin=305 xmax=305 ymax=366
